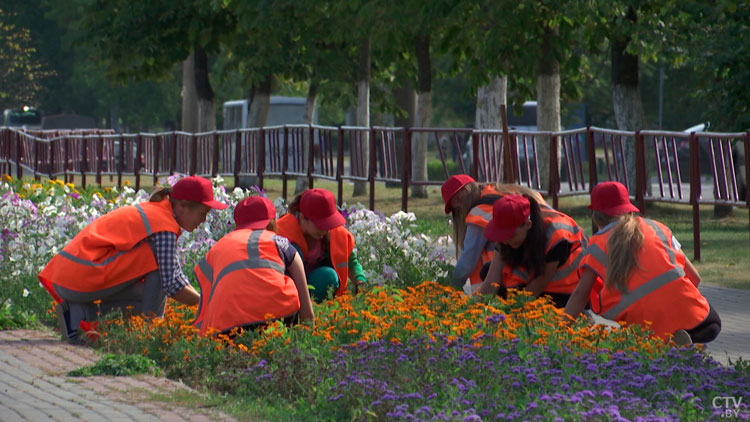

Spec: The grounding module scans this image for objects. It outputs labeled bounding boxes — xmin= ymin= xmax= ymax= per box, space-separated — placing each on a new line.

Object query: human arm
xmin=476 ymin=252 xmax=503 ymax=295
xmin=288 ymin=253 xmax=315 ymax=323
xmin=149 ymin=231 xmax=199 ymax=306
xmin=673 ymin=236 xmax=701 ymax=287
xmin=450 ymin=224 xmax=488 ymax=289
xmin=524 ymin=261 xmax=559 ymax=296
xmin=171 ymin=285 xmax=200 ymax=306
xmin=347 ymin=250 xmax=367 ymax=294
xmin=683 ymin=256 xmax=701 ymax=287
xmin=525 ymin=240 xmax=572 ymax=296
xmin=563 ymin=268 xmax=597 ymax=321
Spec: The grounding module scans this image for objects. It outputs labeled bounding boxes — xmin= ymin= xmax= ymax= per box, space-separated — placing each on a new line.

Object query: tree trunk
xmin=295 ymin=81 xmax=319 ymax=194
xmin=239 ymin=75 xmax=273 ymax=189
xmin=353 ymin=38 xmax=371 ymax=197
xmin=536 ymin=26 xmax=561 ymax=191
xmin=248 ymin=74 xmax=273 ymax=128
xmin=181 ymin=53 xmax=198 ymax=133
xmin=412 ymin=34 xmax=432 ymax=198
xmin=611 ymin=7 xmax=645 ymax=194
xmin=392 ymin=80 xmax=416 ymax=188
xmin=193 ymin=47 xmax=216 ymax=132
xmin=475 ymin=76 xmax=507 ymax=181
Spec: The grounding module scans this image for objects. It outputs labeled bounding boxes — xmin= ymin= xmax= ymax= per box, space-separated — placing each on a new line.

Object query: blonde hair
xmin=451 ymin=182 xmax=548 ymax=255
xmin=606 ymin=213 xmax=643 ymax=294
xmin=451 ymin=182 xmax=483 ymax=254
xmin=149 ymin=186 xmax=172 ymax=202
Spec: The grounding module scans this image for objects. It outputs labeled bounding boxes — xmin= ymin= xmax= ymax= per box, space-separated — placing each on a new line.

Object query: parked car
xmin=3 ymin=107 xmax=43 ymax=130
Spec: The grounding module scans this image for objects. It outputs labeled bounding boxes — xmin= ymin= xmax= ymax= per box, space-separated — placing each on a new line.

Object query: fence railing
xmin=1 ymin=125 xmax=748 ymax=260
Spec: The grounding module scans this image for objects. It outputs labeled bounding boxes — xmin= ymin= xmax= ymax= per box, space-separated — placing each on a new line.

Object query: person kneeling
xmin=193 ymin=196 xmax=314 ymax=336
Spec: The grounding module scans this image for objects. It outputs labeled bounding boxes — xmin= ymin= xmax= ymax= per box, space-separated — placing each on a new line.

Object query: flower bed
xmin=1 ymin=174 xmax=749 ymax=421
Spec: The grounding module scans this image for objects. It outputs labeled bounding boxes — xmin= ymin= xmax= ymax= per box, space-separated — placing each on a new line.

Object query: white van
xmin=222 ymin=96 xmax=318 ymax=129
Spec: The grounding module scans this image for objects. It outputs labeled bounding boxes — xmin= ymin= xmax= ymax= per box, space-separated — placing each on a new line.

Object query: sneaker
xmin=55 ymin=302 xmax=78 ymax=342
xmin=672 ymin=329 xmax=693 ymax=346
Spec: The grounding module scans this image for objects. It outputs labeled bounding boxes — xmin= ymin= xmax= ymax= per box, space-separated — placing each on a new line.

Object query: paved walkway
xmin=0 ymin=330 xmax=236 ymax=422
xmin=0 ymin=283 xmax=747 ymax=421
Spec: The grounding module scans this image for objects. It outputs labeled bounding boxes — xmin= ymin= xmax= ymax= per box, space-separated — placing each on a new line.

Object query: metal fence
xmin=1 ymin=125 xmax=748 ymax=260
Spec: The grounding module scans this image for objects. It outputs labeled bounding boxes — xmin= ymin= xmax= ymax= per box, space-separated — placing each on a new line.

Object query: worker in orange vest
xmin=193 ymin=196 xmax=314 ymax=336
xmin=564 ymin=181 xmax=720 ymax=344
xmin=478 ymin=194 xmax=587 ymax=308
xmin=441 ymin=175 xmax=550 ymax=293
xmin=276 ymin=188 xmax=366 ymax=302
xmin=38 ymin=176 xmax=227 ymax=342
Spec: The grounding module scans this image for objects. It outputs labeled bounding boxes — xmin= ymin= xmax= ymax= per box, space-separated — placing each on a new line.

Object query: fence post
xmin=337 ymin=126 xmax=344 ymax=206
xmin=154 ymin=134 xmax=161 ymax=186
xmin=80 ymin=136 xmax=88 ymax=188
xmin=401 ymin=128 xmax=412 ymax=212
xmin=190 ymin=134 xmax=197 ymax=176
xmin=15 ymin=132 xmax=22 ymax=179
xmin=634 ymin=130 xmax=646 ymax=214
xmin=212 ymin=131 xmax=220 ymax=177
xmin=170 ymin=132 xmax=178 ymax=175
xmin=550 ymin=134 xmax=560 ymax=209
xmin=308 ymin=124 xmax=315 ymax=189
xmin=745 ymin=131 xmax=750 ymax=254
xmin=135 ymin=134 xmax=143 ymax=192
xmin=48 ymin=139 xmax=55 ymax=180
xmin=369 ymin=127 xmax=376 ymax=210
xmin=234 ymin=130 xmax=241 ymax=189
xmin=258 ymin=127 xmax=265 ymax=190
xmin=96 ymin=135 xmax=103 ymax=186
xmin=117 ymin=134 xmax=124 ymax=188
xmin=33 ymin=137 xmax=40 ymax=181
xmin=282 ymin=126 xmax=288 ymax=200
xmin=586 ymin=126 xmax=597 ymax=189
xmin=689 ymin=131 xmax=701 ymax=261
xmin=471 ymin=131 xmax=479 ymax=180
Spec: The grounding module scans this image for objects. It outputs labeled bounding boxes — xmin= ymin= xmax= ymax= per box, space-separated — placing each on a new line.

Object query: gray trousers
xmin=53 ymin=270 xmax=167 ymax=328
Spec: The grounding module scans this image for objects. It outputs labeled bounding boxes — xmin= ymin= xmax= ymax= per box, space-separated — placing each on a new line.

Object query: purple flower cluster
xmin=242 ymin=335 xmax=750 ymax=421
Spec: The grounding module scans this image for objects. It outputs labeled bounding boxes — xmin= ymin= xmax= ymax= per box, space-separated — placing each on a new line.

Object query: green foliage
xmin=0 ymin=300 xmax=39 ymax=330
xmin=427 ymin=159 xmax=460 ymax=181
xmin=67 ymin=353 xmax=162 ymax=377
xmin=0 ymin=7 xmax=54 ymax=110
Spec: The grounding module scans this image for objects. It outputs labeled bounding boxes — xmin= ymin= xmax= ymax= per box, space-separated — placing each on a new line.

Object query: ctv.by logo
xmin=713 ymin=396 xmax=744 ymax=418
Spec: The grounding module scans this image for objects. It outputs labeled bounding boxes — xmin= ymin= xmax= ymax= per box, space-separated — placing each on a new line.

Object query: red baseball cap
xmin=234 ymin=196 xmax=276 ymax=230
xmin=441 ymin=174 xmax=476 ymax=213
xmin=171 ymin=176 xmax=228 ymax=210
xmin=588 ymin=181 xmax=640 ymax=217
xmin=299 ymin=188 xmax=345 ymax=230
xmin=484 ymin=195 xmax=531 ymax=243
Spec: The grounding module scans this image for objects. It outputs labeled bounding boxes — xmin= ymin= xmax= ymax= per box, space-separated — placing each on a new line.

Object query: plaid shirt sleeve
xmin=149 ymin=231 xmax=190 ymax=297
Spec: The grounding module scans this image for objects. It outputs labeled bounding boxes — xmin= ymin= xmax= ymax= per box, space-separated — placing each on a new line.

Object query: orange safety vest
xmin=38 ymin=199 xmax=180 ymax=297
xmin=582 ymin=217 xmax=709 ymax=339
xmin=192 ymin=229 xmax=300 ymax=335
xmin=501 ymin=208 xmax=586 ymax=294
xmin=276 ymin=213 xmax=355 ymax=297
xmin=464 ymin=185 xmax=503 ymax=285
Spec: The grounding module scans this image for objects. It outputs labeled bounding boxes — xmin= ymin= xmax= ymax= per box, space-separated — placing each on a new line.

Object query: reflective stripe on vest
xmin=468 ymin=206 xmax=492 ymax=222
xmin=57 ymin=203 xmax=154 ymax=268
xmin=602 ymin=266 xmax=686 ymax=320
xmin=207 ymin=230 xmax=285 ymax=304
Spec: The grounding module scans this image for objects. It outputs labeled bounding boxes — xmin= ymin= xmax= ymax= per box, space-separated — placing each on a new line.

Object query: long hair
xmin=498 ymin=194 xmax=546 ymax=278
xmin=606 ymin=213 xmax=643 ymax=294
xmin=149 ymin=186 xmax=172 ymax=202
xmin=451 ymin=183 xmax=548 ymax=256
xmin=451 ymin=182 xmax=483 ymax=254
xmin=591 ymin=210 xmax=617 ymax=233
